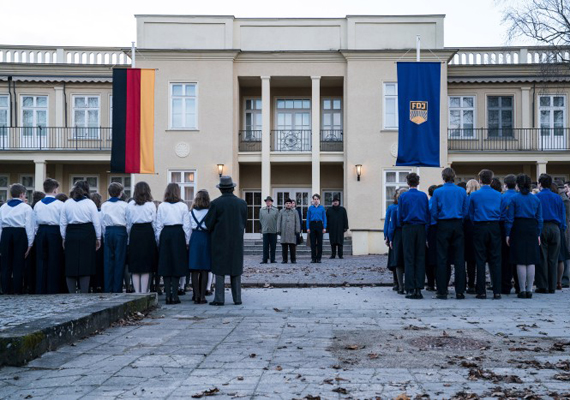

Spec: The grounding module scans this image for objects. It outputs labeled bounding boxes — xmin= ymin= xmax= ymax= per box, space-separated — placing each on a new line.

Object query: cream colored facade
xmin=1 ymin=15 xmax=568 ymax=255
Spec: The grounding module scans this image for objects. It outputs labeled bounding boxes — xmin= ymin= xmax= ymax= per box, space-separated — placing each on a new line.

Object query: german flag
xmin=111 ymin=68 xmax=155 ymax=174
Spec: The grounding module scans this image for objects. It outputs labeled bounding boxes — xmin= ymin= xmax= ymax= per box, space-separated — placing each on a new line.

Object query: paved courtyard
xmin=1 ymin=287 xmax=570 ymax=399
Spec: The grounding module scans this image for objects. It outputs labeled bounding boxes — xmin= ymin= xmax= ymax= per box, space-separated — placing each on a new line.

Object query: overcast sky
xmin=1 ymin=0 xmax=529 ymax=48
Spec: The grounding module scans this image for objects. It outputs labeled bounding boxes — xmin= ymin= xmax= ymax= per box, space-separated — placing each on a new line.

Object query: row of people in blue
xmin=384 ymin=168 xmax=568 ymax=300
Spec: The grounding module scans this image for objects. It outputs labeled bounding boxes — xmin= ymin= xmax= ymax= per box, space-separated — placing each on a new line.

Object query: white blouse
xmin=126 ymin=200 xmax=157 ymax=236
xmin=190 ymin=208 xmax=209 ymax=231
xmin=0 ymin=200 xmax=35 ymax=246
xmin=155 ymin=201 xmax=191 ymax=244
xmin=33 ymin=196 xmax=64 ymax=232
xmin=100 ymin=199 xmax=128 ymax=235
xmin=60 ymin=198 xmax=102 ymax=240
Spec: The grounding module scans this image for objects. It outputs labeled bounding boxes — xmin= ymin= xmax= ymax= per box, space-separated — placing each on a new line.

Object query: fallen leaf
xmin=191 ymin=387 xmax=220 ymax=398
xmin=345 ymin=344 xmax=361 ymax=350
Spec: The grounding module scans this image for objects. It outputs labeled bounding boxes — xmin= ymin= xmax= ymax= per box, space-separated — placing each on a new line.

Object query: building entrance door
xmin=274 ymin=188 xmax=310 ymax=233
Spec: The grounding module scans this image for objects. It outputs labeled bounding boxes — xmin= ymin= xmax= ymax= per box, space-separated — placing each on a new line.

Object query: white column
xmin=54 ymin=86 xmax=64 ymax=127
xmin=261 ymin=76 xmax=271 ymax=198
xmin=537 ymin=161 xmax=548 ymax=178
xmin=521 ymin=87 xmax=531 ymax=129
xmin=311 ymin=76 xmax=321 ymax=196
xmin=34 ymin=161 xmax=46 ymax=192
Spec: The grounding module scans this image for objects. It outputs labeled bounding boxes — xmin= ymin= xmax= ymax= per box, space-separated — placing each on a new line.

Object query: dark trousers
xmin=436 ymin=219 xmax=466 ymax=295
xmin=330 ymin=243 xmax=343 ymax=258
xmin=262 ymin=233 xmax=277 ymax=263
xmin=0 ymin=228 xmax=27 ymax=294
xmin=24 ymin=247 xmax=35 ymax=294
xmin=191 ymin=270 xmax=208 ymax=302
xmin=538 ymin=222 xmax=561 ymax=292
xmin=473 ymin=221 xmax=502 ymax=295
xmin=467 ymin=261 xmax=476 ymax=289
xmin=35 ymin=225 xmax=63 ymax=294
xmin=500 ymin=222 xmax=515 ymax=294
xmin=402 ymin=224 xmax=426 ymax=291
xmin=104 ymin=226 xmax=128 ymax=293
xmin=309 ymin=221 xmax=324 ymax=261
xmin=214 ymin=275 xmax=241 ymax=304
xmin=163 ymin=276 xmax=179 ymax=301
xmin=281 ymin=243 xmax=297 ymax=263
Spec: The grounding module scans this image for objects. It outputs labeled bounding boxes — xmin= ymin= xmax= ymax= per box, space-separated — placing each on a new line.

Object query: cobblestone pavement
xmin=242 ymin=255 xmax=391 ymax=286
xmin=1 ymin=287 xmax=570 ymax=399
xmin=0 ymin=294 xmax=135 ymax=332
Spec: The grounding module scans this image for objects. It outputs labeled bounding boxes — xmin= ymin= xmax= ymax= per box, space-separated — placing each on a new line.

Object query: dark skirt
xmin=65 ymin=223 xmax=96 ymax=277
xmin=464 ymin=219 xmax=476 ymax=264
xmin=558 ymin=226 xmax=570 ymax=262
xmin=510 ymin=218 xmax=541 ymax=265
xmin=158 ymin=225 xmax=188 ymax=277
xmin=129 ymin=223 xmax=157 ymax=273
xmin=389 ymin=227 xmax=405 ymax=268
xmin=189 ymin=230 xmax=212 ymax=271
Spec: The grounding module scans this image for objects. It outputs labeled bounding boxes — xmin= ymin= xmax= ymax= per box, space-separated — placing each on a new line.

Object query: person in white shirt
xmin=156 ymin=183 xmax=190 ymax=304
xmin=0 ymin=183 xmax=34 ymax=294
xmin=100 ymin=182 xmax=128 ymax=293
xmin=126 ymin=182 xmax=157 ymax=293
xmin=60 ymin=180 xmax=101 ymax=293
xmin=33 ymin=178 xmax=64 ymax=294
xmin=189 ymin=190 xmax=212 ymax=304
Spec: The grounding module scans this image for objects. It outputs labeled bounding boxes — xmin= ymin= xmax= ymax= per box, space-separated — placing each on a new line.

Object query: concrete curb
xmin=0 ymin=293 xmax=157 ymax=367
xmin=240 ymin=282 xmax=391 ymax=288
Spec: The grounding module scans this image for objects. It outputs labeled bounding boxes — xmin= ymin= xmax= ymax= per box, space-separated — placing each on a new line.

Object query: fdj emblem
xmin=410 ymin=101 xmax=428 ymax=125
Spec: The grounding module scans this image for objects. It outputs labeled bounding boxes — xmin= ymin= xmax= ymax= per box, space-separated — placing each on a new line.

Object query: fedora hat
xmin=264 ymin=196 xmax=274 ymax=202
xmin=217 ymin=176 xmax=237 ymax=189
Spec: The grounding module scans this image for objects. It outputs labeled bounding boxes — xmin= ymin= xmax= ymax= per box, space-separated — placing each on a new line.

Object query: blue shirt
xmin=430 ymin=182 xmax=468 ymax=223
xmin=505 ymin=192 xmax=543 ymax=237
xmin=398 ymin=188 xmax=430 ymax=226
xmin=536 ymin=189 xmax=567 ymax=231
xmin=306 ymin=205 xmax=327 ymax=230
xmin=387 ymin=205 xmax=401 ymax=242
xmin=468 ymin=185 xmax=502 ymax=222
xmin=384 ymin=204 xmax=397 ymax=240
xmin=500 ymin=189 xmax=518 ymax=221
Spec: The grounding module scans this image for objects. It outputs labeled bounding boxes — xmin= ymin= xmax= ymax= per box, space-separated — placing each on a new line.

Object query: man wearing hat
xmin=259 ymin=196 xmax=279 ymax=264
xmin=326 ymin=196 xmax=349 ymax=259
xmin=277 ymin=198 xmax=301 ymax=264
xmin=204 ymin=176 xmax=248 ymax=306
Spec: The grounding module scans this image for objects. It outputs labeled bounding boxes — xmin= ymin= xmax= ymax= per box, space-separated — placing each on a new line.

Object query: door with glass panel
xmin=21 ymin=96 xmax=48 ymax=148
xmin=275 ymin=99 xmax=311 ymax=151
xmin=539 ymin=95 xmax=566 ymax=150
xmin=73 ymin=96 xmax=100 ymax=141
xmin=321 ymin=98 xmax=343 ymax=151
xmin=0 ymin=96 xmax=8 ymax=149
xmin=244 ymin=191 xmax=262 ymax=237
xmin=274 ymin=189 xmax=310 ymax=233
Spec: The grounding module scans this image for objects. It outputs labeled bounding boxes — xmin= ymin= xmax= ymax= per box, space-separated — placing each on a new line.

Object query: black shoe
xmin=436 ymin=294 xmax=448 ymax=300
xmin=526 ymin=292 xmax=533 ymax=298
xmin=209 ymin=301 xmax=224 ymax=306
xmin=317 ymin=260 xmax=321 ymax=263
xmin=535 ymin=288 xmax=547 ymax=293
xmin=476 ymin=294 xmax=487 ymax=299
xmin=329 ymin=256 xmax=335 ymax=259
xmin=165 ymin=297 xmax=172 ymax=304
xmin=291 ymin=261 xmax=297 ymax=264
xmin=405 ymin=293 xmax=416 ymax=299
xmin=260 ymin=261 xmax=268 ymax=264
xmin=398 ymin=290 xmax=405 ymax=295
xmin=493 ymin=294 xmax=502 ymax=300
xmin=548 ymin=289 xmax=556 ymax=294
xmin=416 ymin=290 xmax=423 ymax=299
xmin=205 ymin=290 xmax=213 ymax=296
xmin=392 ymin=286 xmax=399 ymax=291
xmin=426 ymin=286 xmax=436 ymax=292
xmin=466 ymin=287 xmax=476 ymax=294
xmin=271 ymin=261 xmax=277 ymax=264
xmin=518 ymin=292 xmax=526 ymax=299
xmin=178 ymin=289 xmax=185 ymax=296
xmin=234 ymin=302 xmax=242 ymax=305
xmin=281 ymin=261 xmax=287 ymax=264
xmin=339 ymin=256 xmax=343 ymax=259
xmin=311 ymin=260 xmax=317 ymax=263
xmin=171 ymin=298 xmax=181 ymax=304
xmin=456 ymin=293 xmax=465 ymax=300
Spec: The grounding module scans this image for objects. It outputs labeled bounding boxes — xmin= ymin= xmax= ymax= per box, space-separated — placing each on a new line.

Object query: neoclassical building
xmin=1 ymin=15 xmax=569 ymax=254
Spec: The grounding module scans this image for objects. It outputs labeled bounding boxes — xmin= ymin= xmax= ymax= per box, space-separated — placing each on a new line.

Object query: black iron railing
xmin=0 ymin=127 xmax=112 ymax=150
xmin=320 ymin=129 xmax=343 ymax=151
xmin=238 ymin=130 xmax=262 ymax=152
xmin=271 ymin=130 xmax=312 ymax=152
xmin=447 ymin=128 xmax=570 ymax=152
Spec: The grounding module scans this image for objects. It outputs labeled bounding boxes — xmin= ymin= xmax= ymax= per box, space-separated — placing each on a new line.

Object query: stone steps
xmin=244 ymin=238 xmax=352 ymax=256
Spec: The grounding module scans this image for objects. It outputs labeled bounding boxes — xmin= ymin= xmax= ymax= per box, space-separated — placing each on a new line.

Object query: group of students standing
xmin=385 ymin=168 xmax=569 ymax=300
xmin=0 ymin=178 xmax=217 ymax=305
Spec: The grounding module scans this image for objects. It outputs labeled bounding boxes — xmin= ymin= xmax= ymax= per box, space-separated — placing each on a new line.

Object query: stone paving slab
xmin=0 ymin=293 xmax=157 ymax=367
xmin=1 ymin=287 xmax=570 ymax=399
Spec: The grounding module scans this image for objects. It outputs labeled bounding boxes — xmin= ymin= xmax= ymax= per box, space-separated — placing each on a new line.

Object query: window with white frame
xmin=383 ymin=83 xmax=398 ymax=129
xmin=0 ymin=96 xmax=8 ymax=139
xmin=384 ymin=169 xmax=411 ymax=212
xmin=0 ymin=175 xmax=8 ymax=203
xmin=449 ymin=96 xmax=475 ymax=138
xmin=110 ymin=175 xmax=132 ymax=198
xmin=323 ymin=190 xmax=343 ymax=208
xmin=71 ymin=176 xmax=99 ymax=194
xmin=169 ymin=170 xmax=196 ymax=207
xmin=243 ymin=98 xmax=261 ymax=140
xmin=73 ymin=95 xmax=100 ymax=138
xmin=322 ymin=98 xmax=342 ymax=140
xmin=170 ymin=83 xmax=197 ymax=129
xmin=539 ymin=95 xmax=565 ymax=137
xmin=488 ymin=96 xmax=513 ymax=137
xmin=20 ymin=175 xmax=34 ymax=201
xmin=21 ymin=96 xmax=48 ymax=138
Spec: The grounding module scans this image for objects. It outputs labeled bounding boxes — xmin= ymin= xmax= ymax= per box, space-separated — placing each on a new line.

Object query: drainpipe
xmin=7 ymin=77 xmax=12 ymax=127
xmin=63 ymin=82 xmax=68 ymax=127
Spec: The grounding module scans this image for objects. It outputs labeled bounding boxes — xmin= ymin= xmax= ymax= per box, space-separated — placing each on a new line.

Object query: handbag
xmin=296 ymin=233 xmax=304 ymax=245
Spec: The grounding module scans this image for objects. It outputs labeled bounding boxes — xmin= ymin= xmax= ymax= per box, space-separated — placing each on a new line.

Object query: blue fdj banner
xmin=396 ymin=62 xmax=441 ymax=167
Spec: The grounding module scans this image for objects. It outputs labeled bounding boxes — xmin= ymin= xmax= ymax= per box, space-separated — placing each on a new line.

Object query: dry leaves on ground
xmin=191 ymin=387 xmax=220 ymax=398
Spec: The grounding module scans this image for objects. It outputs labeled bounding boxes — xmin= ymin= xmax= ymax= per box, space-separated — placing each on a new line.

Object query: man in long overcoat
xmin=277 ymin=198 xmax=300 ymax=264
xmin=204 ymin=176 xmax=248 ymax=305
xmin=326 ymin=197 xmax=349 ymax=259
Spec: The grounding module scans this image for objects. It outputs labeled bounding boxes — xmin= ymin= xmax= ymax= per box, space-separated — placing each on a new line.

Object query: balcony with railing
xmin=0 ymin=127 xmax=112 ymax=151
xmin=320 ymin=130 xmax=343 ymax=151
xmin=271 ymin=130 xmax=312 ymax=152
xmin=238 ymin=129 xmax=345 ymax=152
xmin=447 ymin=128 xmax=570 ymax=152
xmin=448 ymin=46 xmax=570 ymax=66
xmin=238 ymin=130 xmax=262 ymax=152
xmin=0 ymin=45 xmax=130 ymax=65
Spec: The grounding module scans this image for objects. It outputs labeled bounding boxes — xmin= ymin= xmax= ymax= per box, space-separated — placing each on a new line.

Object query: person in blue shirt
xmin=468 ymin=169 xmax=502 ymax=299
xmin=500 ymin=174 xmax=519 ymax=295
xmin=505 ymin=173 xmax=542 ymax=299
xmin=431 ymin=168 xmax=468 ymax=300
xmin=306 ymin=194 xmax=327 ymax=263
xmin=398 ymin=173 xmax=429 ymax=299
xmin=536 ymin=173 xmax=567 ymax=293
xmin=384 ymin=198 xmax=398 ymax=292
xmin=388 ymin=188 xmax=407 ymax=294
